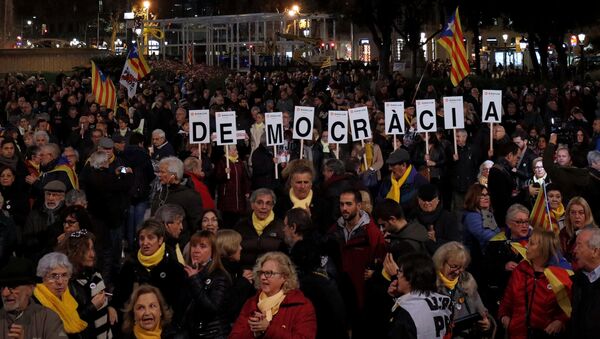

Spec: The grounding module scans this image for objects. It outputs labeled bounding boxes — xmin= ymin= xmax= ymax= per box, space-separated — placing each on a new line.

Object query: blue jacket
xmin=377 ymin=166 xmax=428 ymax=210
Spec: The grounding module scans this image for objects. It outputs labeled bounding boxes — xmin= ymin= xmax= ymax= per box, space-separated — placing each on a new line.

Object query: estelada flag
xmin=437 ymin=7 xmax=470 ymax=86
xmin=91 ymin=61 xmax=116 ymax=111
xmin=544 ymin=266 xmax=573 ymax=317
xmin=530 ymin=185 xmax=560 ymax=234
xmin=126 ymin=43 xmax=151 ymax=79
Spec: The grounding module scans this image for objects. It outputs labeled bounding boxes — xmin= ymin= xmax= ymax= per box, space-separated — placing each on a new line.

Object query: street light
xmin=578 ymin=33 xmax=586 ymax=79
xmin=502 ymin=34 xmax=508 ymax=68
xmin=519 ymin=37 xmax=527 ymax=70
xmin=143 ymin=1 xmax=150 ymax=10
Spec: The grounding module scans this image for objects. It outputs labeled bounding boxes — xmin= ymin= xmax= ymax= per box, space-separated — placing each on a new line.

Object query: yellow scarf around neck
xmin=360 ymin=143 xmax=374 ymax=172
xmin=258 ymin=290 xmax=286 ymax=321
xmin=133 ymin=323 xmax=162 ymax=339
xmin=227 ymin=154 xmax=239 ymax=163
xmin=289 ymin=188 xmax=313 ymax=210
xmin=549 ymin=203 xmax=565 ymax=233
xmin=386 ymin=164 xmax=413 ymax=203
xmin=138 ymin=243 xmax=166 ymax=271
xmin=34 ymin=283 xmax=87 ymax=333
xmin=175 ymin=243 xmax=185 ymax=265
xmin=252 ymin=211 xmax=275 ymax=236
xmin=438 ymin=272 xmax=459 ymax=290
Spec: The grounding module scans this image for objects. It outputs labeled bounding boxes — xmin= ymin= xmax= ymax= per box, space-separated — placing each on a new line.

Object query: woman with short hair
xmin=121 ymin=285 xmax=175 ymax=338
xmin=230 ymin=251 xmax=316 ymax=338
xmin=34 ymin=252 xmax=88 ymax=338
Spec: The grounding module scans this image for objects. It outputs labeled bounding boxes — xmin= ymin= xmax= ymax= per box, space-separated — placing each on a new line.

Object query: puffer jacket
xmin=498 ymin=261 xmax=570 ymax=339
xmin=233 ymin=215 xmax=286 ymax=269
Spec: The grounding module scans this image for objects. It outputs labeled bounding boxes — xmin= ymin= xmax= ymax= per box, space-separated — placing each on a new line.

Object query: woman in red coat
xmin=498 ymin=228 xmax=572 ymax=339
xmin=229 ymin=251 xmax=316 ymax=339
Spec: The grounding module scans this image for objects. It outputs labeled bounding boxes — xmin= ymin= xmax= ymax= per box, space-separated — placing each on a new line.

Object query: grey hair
xmin=183 ymin=157 xmax=200 ymax=173
xmin=582 ymin=227 xmax=600 ymax=250
xmin=36 ymin=252 xmax=73 ymax=278
xmin=65 ymin=189 xmax=87 ymax=207
xmin=159 ymin=156 xmax=184 ymax=181
xmin=34 ymin=130 xmax=50 ymax=143
xmin=506 ymin=203 xmax=530 ymax=222
xmin=250 ymin=188 xmax=277 ymax=205
xmin=41 ymin=143 xmax=60 ymax=159
xmin=587 ymin=150 xmax=600 ymax=167
xmin=152 ymin=129 xmax=166 ymax=139
xmin=252 ymin=251 xmax=299 ymax=292
xmin=62 ymin=146 xmax=80 ymax=161
xmin=324 ymin=158 xmax=345 ymax=176
xmin=89 ymin=151 xmax=109 ymax=169
xmin=154 ymin=204 xmax=185 ymax=224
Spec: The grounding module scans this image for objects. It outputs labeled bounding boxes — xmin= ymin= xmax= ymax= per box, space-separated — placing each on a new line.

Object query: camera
xmin=120 ymin=167 xmax=128 ymax=174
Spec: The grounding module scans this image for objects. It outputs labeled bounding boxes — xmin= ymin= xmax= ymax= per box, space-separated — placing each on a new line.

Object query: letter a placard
xmin=482 ymin=90 xmax=502 ymax=123
xmin=384 ymin=102 xmax=405 ymax=135
xmin=265 ymin=112 xmax=284 ymax=146
xmin=188 ymin=110 xmax=210 ymax=144
xmin=416 ymin=99 xmax=437 ymax=133
xmin=348 ymin=106 xmax=372 ymax=141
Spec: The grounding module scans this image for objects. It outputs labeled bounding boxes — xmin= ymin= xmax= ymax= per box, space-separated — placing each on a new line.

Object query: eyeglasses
xmin=45 ymin=272 xmax=70 ymax=282
xmin=0 ymin=286 xmax=17 ymax=293
xmin=534 ymin=166 xmax=544 ymax=170
xmin=254 ymin=200 xmax=274 ymax=207
xmin=445 ymin=262 xmax=464 ymax=271
xmin=257 ymin=270 xmax=283 ymax=279
xmin=64 ymin=219 xmax=79 ymax=225
xmin=69 ymin=229 xmax=89 ymax=238
xmin=512 ymin=220 xmax=529 ymax=225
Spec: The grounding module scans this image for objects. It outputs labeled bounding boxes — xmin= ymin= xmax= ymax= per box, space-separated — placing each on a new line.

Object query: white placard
xmin=442 ymin=96 xmax=465 ymax=129
xmin=348 ymin=106 xmax=372 ymax=141
xmin=482 ymin=90 xmax=502 ymax=123
xmin=384 ymin=102 xmax=405 ymax=135
xmin=416 ymin=99 xmax=437 ymax=132
xmin=215 ymin=111 xmax=237 ymax=146
xmin=265 ymin=112 xmax=284 ymax=146
xmin=293 ymin=106 xmax=315 ymax=141
xmin=236 ymin=130 xmax=248 ymax=140
xmin=328 ymin=110 xmax=348 ymax=144
xmin=188 ymin=110 xmax=210 ymax=144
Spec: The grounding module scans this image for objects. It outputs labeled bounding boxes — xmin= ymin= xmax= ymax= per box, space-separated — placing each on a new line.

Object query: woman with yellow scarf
xmin=34 ymin=252 xmax=88 ymax=337
xmin=111 ymin=219 xmax=188 ymax=327
xmin=433 ymin=242 xmax=494 ymax=338
xmin=121 ymin=285 xmax=174 ymax=339
xmin=230 ymin=252 xmax=316 ymax=338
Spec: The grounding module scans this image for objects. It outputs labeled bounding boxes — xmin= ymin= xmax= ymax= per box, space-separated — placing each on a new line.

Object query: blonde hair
xmin=564 ymin=196 xmax=595 ymax=238
xmin=253 ymin=252 xmax=299 ymax=292
xmin=216 ymin=229 xmax=242 ymax=258
xmin=432 ymin=241 xmax=471 ymax=272
xmin=529 ymin=228 xmax=560 ymax=265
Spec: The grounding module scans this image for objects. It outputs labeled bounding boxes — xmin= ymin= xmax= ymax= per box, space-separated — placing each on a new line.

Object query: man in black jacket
xmin=488 ymin=142 xmax=520 ymax=227
xmin=570 ymin=228 xmax=600 ymax=339
xmin=450 ymin=129 xmax=479 ymax=212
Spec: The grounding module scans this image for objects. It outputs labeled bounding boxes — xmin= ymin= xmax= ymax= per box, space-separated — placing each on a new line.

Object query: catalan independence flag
xmin=437 ymin=8 xmax=470 ymax=86
xmin=530 ymin=185 xmax=563 ymax=234
xmin=91 ymin=61 xmax=116 ymax=111
xmin=127 ymin=43 xmax=151 ymax=79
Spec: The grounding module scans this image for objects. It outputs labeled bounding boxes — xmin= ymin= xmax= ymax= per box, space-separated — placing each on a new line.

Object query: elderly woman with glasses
xmin=57 ymin=229 xmax=115 ymax=338
xmin=33 ymin=252 xmax=88 ymax=337
xmin=433 ymin=242 xmax=492 ymax=338
xmin=230 ymin=251 xmax=316 ymax=339
xmin=499 ymin=228 xmax=572 ymax=338
xmin=483 ymin=204 xmax=532 ymax=317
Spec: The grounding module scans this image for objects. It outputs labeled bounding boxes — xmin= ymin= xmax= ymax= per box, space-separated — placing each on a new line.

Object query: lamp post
xmin=519 ymin=37 xmax=527 ymax=70
xmin=502 ymin=33 xmax=508 ymax=69
xmin=578 ymin=33 xmax=586 ymax=80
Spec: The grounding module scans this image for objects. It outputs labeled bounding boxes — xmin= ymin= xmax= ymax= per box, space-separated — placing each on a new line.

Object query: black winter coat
xmin=80 ymin=167 xmax=133 ymax=229
xmin=569 ymin=270 xmax=600 ymax=339
xmin=233 ymin=216 xmax=286 ymax=269
xmin=450 ymin=143 xmax=479 ymax=193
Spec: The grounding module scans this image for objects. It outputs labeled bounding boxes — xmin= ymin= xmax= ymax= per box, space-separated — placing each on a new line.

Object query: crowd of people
xmin=0 ymin=66 xmax=599 ymax=339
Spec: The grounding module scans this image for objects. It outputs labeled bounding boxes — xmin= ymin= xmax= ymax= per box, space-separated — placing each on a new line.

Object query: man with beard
xmin=20 ymin=181 xmax=67 ymax=262
xmin=0 ymin=257 xmax=66 ymax=338
xmin=327 ymin=189 xmax=385 ymax=337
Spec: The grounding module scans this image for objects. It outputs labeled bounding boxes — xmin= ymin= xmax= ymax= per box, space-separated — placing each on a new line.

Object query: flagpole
xmin=542 ymin=183 xmax=554 ymax=231
xmin=274 ymin=146 xmax=279 ymax=179
xmin=411 ymin=62 xmax=429 ymax=105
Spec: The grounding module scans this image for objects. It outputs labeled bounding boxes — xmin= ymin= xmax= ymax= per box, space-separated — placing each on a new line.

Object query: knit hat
xmin=0 ymin=257 xmax=39 ymax=287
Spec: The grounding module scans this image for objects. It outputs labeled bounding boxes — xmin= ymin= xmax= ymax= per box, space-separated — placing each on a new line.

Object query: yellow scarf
xmin=227 ymin=154 xmax=239 ymax=163
xmin=289 ymin=188 xmax=313 ymax=210
xmin=386 ymin=165 xmax=413 ymax=203
xmin=175 ymin=243 xmax=185 ymax=265
xmin=549 ymin=204 xmax=565 ymax=233
xmin=360 ymin=143 xmax=374 ymax=172
xmin=252 ymin=211 xmax=275 ymax=236
xmin=438 ymin=272 xmax=459 ymax=290
xmin=258 ymin=290 xmax=286 ymax=321
xmin=34 ymin=284 xmax=87 ymax=333
xmin=133 ymin=323 xmax=162 ymax=339
xmin=138 ymin=243 xmax=166 ymax=271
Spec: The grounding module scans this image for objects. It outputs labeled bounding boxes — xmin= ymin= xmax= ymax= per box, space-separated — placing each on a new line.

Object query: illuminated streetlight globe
xmin=143 ymin=1 xmax=150 ymax=10
xmin=578 ymin=33 xmax=586 ymax=44
xmin=292 ymin=4 xmax=300 ymax=12
xmin=27 ymin=20 xmax=32 ymax=26
xmin=502 ymin=34 xmax=508 ymax=43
